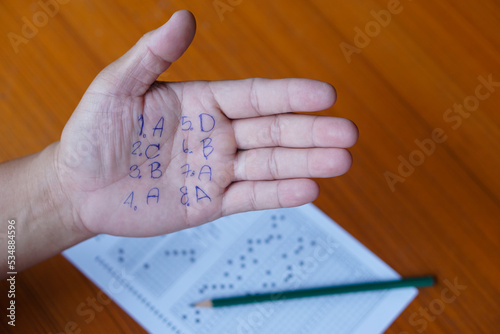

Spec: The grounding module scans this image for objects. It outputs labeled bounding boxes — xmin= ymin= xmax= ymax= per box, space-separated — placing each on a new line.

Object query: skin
xmin=0 ymin=10 xmax=358 ymax=275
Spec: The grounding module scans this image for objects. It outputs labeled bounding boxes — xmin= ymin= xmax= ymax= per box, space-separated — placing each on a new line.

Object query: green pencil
xmin=194 ymin=275 xmax=435 ymax=308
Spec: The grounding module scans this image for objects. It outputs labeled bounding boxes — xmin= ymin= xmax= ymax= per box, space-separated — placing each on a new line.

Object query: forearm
xmin=0 ymin=142 xmax=93 ymax=277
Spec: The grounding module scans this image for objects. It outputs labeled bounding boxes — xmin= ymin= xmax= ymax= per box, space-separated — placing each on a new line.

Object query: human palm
xmin=56 ymin=11 xmax=357 ymax=237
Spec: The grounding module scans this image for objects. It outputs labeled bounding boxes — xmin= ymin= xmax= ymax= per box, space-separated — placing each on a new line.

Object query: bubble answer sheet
xmin=63 ymin=204 xmax=417 ymax=334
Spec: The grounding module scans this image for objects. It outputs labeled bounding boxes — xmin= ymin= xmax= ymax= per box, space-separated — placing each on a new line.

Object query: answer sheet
xmin=64 ymin=204 xmax=417 ymax=334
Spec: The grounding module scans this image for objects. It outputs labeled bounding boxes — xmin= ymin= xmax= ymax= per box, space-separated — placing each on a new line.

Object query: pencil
xmin=194 ymin=275 xmax=435 ymax=307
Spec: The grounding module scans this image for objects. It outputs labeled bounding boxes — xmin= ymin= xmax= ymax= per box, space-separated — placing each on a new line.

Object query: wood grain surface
xmin=1 ymin=0 xmax=499 ymax=333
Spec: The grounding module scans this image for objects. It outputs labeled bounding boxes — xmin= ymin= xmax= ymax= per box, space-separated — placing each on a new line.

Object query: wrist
xmin=12 ymin=142 xmax=95 ymax=271
xmin=38 ymin=142 xmax=95 ymax=242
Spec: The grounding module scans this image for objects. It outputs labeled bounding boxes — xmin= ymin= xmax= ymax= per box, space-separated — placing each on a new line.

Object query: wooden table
xmin=1 ymin=0 xmax=499 ymax=333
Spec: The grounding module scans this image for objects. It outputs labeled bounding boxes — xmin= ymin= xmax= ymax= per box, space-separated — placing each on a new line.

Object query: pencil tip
xmin=193 ymin=300 xmax=213 ymax=308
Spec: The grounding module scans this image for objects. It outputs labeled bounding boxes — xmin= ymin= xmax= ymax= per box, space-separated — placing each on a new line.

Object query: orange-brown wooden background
xmin=1 ymin=0 xmax=499 ymax=333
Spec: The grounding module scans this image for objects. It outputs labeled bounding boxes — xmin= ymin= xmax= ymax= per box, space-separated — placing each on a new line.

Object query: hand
xmin=56 ymin=10 xmax=358 ymax=237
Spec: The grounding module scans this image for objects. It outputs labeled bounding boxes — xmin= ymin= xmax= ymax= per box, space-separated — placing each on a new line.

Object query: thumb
xmin=91 ymin=10 xmax=196 ymax=96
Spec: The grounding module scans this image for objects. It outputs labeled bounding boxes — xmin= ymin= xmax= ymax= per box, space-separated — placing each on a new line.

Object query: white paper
xmin=64 ymin=204 xmax=417 ymax=334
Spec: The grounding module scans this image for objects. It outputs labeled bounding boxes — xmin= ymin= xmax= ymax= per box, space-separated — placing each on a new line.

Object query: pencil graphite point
xmin=194 ymin=300 xmax=213 ymax=308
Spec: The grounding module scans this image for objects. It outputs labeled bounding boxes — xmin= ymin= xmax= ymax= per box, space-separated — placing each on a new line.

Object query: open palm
xmin=56 ymin=11 xmax=357 ymax=238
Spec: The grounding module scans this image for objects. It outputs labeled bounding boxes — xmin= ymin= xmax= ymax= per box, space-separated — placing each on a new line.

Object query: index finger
xmin=207 ymin=78 xmax=336 ymax=119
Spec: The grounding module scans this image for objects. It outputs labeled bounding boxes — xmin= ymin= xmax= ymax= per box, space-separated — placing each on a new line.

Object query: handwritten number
xmin=181 ymin=116 xmax=193 ymax=131
xmin=129 ymin=165 xmax=141 ymax=179
xmin=124 ymin=192 xmax=134 ymax=207
xmin=132 ymin=141 xmax=142 ymax=156
xmin=124 ymin=192 xmax=137 ymax=211
xmin=181 ymin=164 xmax=195 ymax=178
xmin=138 ymin=115 xmax=144 ymax=136
xmin=182 ymin=139 xmax=192 ymax=154
xmin=180 ymin=186 xmax=190 ymax=206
